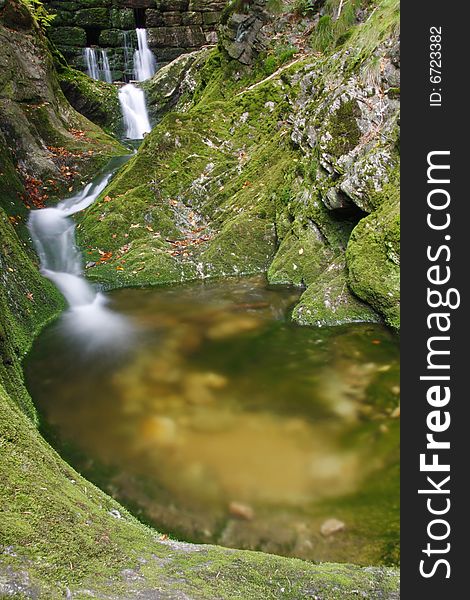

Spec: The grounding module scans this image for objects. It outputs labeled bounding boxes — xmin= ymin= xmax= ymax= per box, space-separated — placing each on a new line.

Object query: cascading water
xmin=100 ymin=50 xmax=113 ymax=83
xmin=84 ymin=48 xmax=113 ymax=82
xmin=133 ymin=28 xmax=157 ymax=82
xmin=118 ymin=29 xmax=155 ymax=139
xmin=84 ymin=48 xmax=100 ymax=80
xmin=118 ymin=84 xmax=152 ymax=139
xmin=28 ymin=159 xmax=133 ymax=352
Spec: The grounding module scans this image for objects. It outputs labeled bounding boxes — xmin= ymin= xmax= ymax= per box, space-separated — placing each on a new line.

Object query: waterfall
xmin=84 ymin=48 xmax=113 ymax=82
xmin=28 ymin=161 xmax=133 ymax=351
xmin=100 ymin=50 xmax=112 ymax=83
xmin=133 ymin=28 xmax=156 ymax=82
xmin=84 ymin=48 xmax=100 ymax=80
xmin=118 ymin=84 xmax=152 ymax=139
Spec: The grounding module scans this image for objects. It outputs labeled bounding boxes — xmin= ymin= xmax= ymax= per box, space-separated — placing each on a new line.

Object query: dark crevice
xmin=85 ymin=27 xmax=100 ymax=46
xmin=134 ymin=8 xmax=146 ymax=28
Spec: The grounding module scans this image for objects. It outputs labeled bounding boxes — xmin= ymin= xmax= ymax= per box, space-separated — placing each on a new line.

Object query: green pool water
xmin=25 ymin=275 xmax=399 ymax=565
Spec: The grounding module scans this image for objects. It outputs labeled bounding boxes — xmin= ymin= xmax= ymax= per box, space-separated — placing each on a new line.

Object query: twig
xmin=336 ymin=0 xmax=345 ymax=20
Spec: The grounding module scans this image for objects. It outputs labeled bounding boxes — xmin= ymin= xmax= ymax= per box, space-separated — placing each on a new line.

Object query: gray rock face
xmin=289 ymin=38 xmax=400 ymax=215
xmin=219 ymin=0 xmax=270 ymax=65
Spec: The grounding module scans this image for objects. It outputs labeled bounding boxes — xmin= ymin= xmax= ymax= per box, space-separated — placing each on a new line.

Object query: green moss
xmin=0 ymin=208 xmax=65 ymax=421
xmin=268 ymin=225 xmax=334 ymax=286
xmin=292 ymin=257 xmax=380 ymax=326
xmin=346 ymin=180 xmax=400 ymax=330
xmin=326 ymin=98 xmax=362 ymax=157
xmin=57 ymin=66 xmax=122 ymax=135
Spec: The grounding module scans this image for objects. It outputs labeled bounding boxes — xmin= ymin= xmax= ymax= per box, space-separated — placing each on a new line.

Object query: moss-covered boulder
xmin=347 ymin=182 xmax=400 ymax=330
xmin=292 ymin=257 xmax=380 ymax=327
xmin=143 ymin=47 xmax=211 ymax=121
xmin=57 ymin=66 xmax=122 ymax=135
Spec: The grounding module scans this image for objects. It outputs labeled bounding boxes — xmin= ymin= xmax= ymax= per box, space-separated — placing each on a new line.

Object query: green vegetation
xmin=20 ymin=0 xmax=55 ymax=30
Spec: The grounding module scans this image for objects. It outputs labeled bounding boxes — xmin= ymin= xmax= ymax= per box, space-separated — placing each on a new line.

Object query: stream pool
xmin=25 ymin=275 xmax=399 ymax=565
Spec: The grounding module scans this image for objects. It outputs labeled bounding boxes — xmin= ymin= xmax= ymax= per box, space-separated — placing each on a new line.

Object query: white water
xmin=84 ymin=48 xmax=100 ymax=80
xmin=84 ymin=48 xmax=113 ymax=82
xmin=28 ymin=166 xmax=134 ymax=352
xmin=100 ymin=50 xmax=113 ymax=83
xmin=133 ymin=28 xmax=156 ymax=82
xmin=118 ymin=83 xmax=151 ymax=139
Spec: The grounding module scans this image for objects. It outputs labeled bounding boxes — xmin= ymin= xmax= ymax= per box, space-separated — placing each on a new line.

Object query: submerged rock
xmin=320 ymin=518 xmax=346 ymax=537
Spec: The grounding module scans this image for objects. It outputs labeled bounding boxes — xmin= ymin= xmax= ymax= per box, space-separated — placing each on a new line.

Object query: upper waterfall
xmin=133 ymin=29 xmax=157 ymax=82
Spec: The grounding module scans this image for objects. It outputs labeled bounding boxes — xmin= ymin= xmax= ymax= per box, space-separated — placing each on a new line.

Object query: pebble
xmin=320 ymin=518 xmax=345 ymax=537
xmin=228 ymin=501 xmax=255 ymax=521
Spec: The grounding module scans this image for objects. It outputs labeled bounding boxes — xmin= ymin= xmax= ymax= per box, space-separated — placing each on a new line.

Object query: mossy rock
xmin=346 ymin=182 xmax=400 ymax=330
xmin=292 ymin=257 xmax=380 ymax=327
xmin=57 ymin=66 xmax=122 ymax=135
xmin=109 ymin=7 xmax=135 ymax=30
xmin=49 ymin=26 xmax=86 ymax=47
xmin=74 ymin=7 xmax=109 ymax=28
xmin=268 ymin=224 xmax=335 ymax=286
xmin=325 ymin=98 xmax=362 ymax=158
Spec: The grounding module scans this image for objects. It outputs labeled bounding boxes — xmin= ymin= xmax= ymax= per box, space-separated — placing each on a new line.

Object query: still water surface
xmin=25 ymin=276 xmax=399 ymax=565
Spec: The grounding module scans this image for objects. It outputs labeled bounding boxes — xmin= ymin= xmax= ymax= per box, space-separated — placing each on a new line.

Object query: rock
xmin=292 ymin=257 xmax=380 ymax=327
xmin=49 ymin=26 xmax=86 ymax=47
xmin=139 ymin=415 xmax=178 ymax=447
xmin=320 ymin=518 xmax=346 ymax=537
xmin=109 ymin=7 xmax=135 ymax=29
xmin=207 ymin=317 xmax=261 ymax=340
xmin=143 ymin=48 xmax=210 ymax=121
xmin=75 ymin=8 xmax=110 ymax=28
xmin=1 ymin=0 xmax=34 ymax=29
xmin=182 ymin=11 xmax=203 ymax=25
xmin=346 ymin=179 xmax=400 ymax=330
xmin=147 ymin=25 xmax=206 ymax=48
xmin=99 ymin=29 xmax=125 ymax=47
xmin=219 ymin=0 xmax=270 ymax=65
xmin=229 ymin=501 xmax=255 ymax=520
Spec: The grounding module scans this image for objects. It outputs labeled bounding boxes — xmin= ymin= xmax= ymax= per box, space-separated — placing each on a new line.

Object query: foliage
xmin=310 ymin=0 xmax=362 ymax=52
xmin=20 ymin=0 xmax=55 ymax=30
xmin=262 ymin=44 xmax=298 ymax=75
xmin=294 ymin=0 xmax=319 ymax=17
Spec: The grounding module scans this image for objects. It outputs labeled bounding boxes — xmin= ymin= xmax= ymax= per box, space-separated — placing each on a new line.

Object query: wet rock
xmin=139 ymin=415 xmax=178 ymax=447
xmin=219 ymin=0 xmax=270 ymax=65
xmin=206 ymin=316 xmax=260 ymax=340
xmin=229 ymin=501 xmax=255 ymax=520
xmin=320 ymin=518 xmax=346 ymax=537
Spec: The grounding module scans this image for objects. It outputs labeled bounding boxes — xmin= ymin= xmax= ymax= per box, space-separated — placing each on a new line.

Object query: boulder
xmin=75 ymin=8 xmax=110 ymax=28
xmin=147 ymin=25 xmax=206 ymax=47
xmin=49 ymin=26 xmax=86 ymax=47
